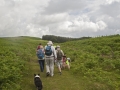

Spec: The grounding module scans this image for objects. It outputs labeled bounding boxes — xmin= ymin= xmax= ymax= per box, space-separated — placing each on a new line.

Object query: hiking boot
xmin=50 ymin=74 xmax=54 ymax=77
xmin=46 ymin=72 xmax=50 ymax=77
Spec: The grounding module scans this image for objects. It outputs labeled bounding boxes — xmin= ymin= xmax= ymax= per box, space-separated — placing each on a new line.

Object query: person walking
xmin=36 ymin=44 xmax=45 ymax=72
xmin=56 ymin=45 xmax=64 ymax=75
xmin=44 ymin=41 xmax=57 ymax=77
xmin=65 ymin=57 xmax=71 ymax=70
xmin=62 ymin=54 xmax=67 ymax=69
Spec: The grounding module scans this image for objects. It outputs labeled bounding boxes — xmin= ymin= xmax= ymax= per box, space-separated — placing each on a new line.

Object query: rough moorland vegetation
xmin=0 ymin=36 xmax=46 ymax=90
xmin=0 ymin=34 xmax=120 ymax=90
xmin=60 ymin=34 xmax=120 ymax=90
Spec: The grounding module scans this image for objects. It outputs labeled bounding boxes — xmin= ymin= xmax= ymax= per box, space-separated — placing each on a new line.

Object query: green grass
xmin=1 ymin=35 xmax=120 ymax=90
xmin=21 ymin=56 xmax=85 ymax=90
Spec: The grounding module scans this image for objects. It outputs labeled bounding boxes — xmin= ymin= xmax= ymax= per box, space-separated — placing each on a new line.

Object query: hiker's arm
xmin=42 ymin=48 xmax=44 ymax=53
xmin=53 ymin=46 xmax=57 ymax=59
xmin=61 ymin=50 xmax=64 ymax=56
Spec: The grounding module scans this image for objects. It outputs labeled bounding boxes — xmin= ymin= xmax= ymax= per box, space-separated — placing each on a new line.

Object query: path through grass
xmin=21 ymin=57 xmax=85 ymax=90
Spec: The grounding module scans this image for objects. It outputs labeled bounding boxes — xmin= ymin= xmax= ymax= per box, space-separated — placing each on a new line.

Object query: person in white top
xmin=44 ymin=41 xmax=57 ymax=77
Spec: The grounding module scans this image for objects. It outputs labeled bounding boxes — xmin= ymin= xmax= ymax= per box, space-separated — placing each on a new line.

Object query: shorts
xmin=56 ymin=60 xmax=62 ymax=68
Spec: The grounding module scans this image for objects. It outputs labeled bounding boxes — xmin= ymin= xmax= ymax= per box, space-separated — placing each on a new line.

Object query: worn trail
xmin=21 ymin=57 xmax=84 ymax=90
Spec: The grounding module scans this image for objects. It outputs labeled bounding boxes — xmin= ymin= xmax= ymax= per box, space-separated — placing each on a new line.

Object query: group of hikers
xmin=36 ymin=41 xmax=71 ymax=77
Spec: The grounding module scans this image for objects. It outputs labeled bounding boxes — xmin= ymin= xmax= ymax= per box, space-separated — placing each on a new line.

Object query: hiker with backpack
xmin=44 ymin=41 xmax=57 ymax=77
xmin=36 ymin=43 xmax=42 ymax=53
xmin=36 ymin=43 xmax=45 ymax=72
xmin=56 ymin=45 xmax=64 ymax=75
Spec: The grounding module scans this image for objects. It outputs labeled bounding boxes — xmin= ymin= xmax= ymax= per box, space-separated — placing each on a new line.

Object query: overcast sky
xmin=0 ymin=0 xmax=120 ymax=38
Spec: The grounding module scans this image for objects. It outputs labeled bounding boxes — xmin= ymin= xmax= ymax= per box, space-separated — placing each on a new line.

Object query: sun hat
xmin=67 ymin=58 xmax=70 ymax=60
xmin=56 ymin=45 xmax=60 ymax=48
xmin=47 ymin=41 xmax=53 ymax=45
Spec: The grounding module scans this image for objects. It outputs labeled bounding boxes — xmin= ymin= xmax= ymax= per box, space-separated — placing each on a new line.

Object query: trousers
xmin=45 ymin=57 xmax=54 ymax=76
xmin=38 ymin=60 xmax=45 ymax=72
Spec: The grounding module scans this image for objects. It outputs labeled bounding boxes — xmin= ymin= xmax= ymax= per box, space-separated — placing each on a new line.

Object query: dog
xmin=34 ymin=74 xmax=43 ymax=90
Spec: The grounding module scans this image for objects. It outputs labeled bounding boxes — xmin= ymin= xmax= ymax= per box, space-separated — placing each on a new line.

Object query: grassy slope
xmin=17 ymin=36 xmax=86 ymax=90
xmin=60 ymin=35 xmax=120 ymax=90
xmin=1 ymin=35 xmax=120 ymax=90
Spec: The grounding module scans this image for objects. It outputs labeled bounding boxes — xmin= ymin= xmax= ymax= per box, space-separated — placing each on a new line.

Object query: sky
xmin=0 ymin=0 xmax=120 ymax=38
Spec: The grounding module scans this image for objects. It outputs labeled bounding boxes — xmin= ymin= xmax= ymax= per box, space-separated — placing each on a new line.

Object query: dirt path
xmin=21 ymin=57 xmax=85 ymax=90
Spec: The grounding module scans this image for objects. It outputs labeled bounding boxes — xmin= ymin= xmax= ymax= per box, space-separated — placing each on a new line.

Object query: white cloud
xmin=105 ymin=0 xmax=120 ymax=4
xmin=96 ymin=21 xmax=107 ymax=30
xmin=33 ymin=13 xmax=69 ymax=26
xmin=115 ymin=29 xmax=120 ymax=34
xmin=0 ymin=0 xmax=120 ymax=38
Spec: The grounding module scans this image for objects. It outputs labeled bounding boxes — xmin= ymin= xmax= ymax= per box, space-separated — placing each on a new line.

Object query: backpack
xmin=45 ymin=46 xmax=52 ymax=56
xmin=57 ymin=50 xmax=63 ymax=60
xmin=37 ymin=49 xmax=44 ymax=59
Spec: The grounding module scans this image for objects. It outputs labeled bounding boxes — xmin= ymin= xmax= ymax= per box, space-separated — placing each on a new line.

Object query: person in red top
xmin=36 ymin=43 xmax=45 ymax=72
xmin=36 ymin=43 xmax=43 ymax=54
xmin=37 ymin=43 xmax=42 ymax=50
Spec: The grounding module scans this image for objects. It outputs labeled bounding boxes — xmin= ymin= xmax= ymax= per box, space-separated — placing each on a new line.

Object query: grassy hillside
xmin=0 ymin=35 xmax=120 ymax=90
xmin=0 ymin=36 xmax=47 ymax=90
xmin=60 ymin=34 xmax=120 ymax=90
